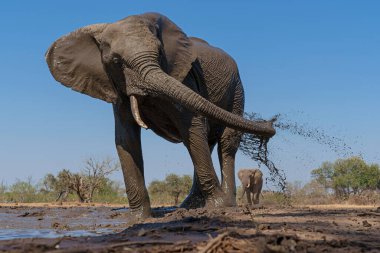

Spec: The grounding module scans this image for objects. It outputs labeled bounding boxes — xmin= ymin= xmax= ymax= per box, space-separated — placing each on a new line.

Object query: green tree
xmin=0 ymin=181 xmax=7 ymax=202
xmin=41 ymin=173 xmax=57 ymax=193
xmin=9 ymin=177 xmax=36 ymax=202
xmin=165 ymin=174 xmax=192 ymax=205
xmin=357 ymin=164 xmax=380 ymax=191
xmin=335 ymin=157 xmax=364 ymax=195
xmin=149 ymin=180 xmax=167 ymax=195
xmin=148 ymin=174 xmax=192 ymax=205
xmin=311 ymin=161 xmax=334 ymax=190
xmin=312 ymin=157 xmax=380 ymax=199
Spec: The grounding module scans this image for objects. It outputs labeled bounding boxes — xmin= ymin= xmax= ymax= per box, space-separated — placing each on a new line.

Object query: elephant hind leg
xmin=181 ymin=116 xmax=227 ymax=208
xmin=217 ymin=127 xmax=242 ymax=206
xmin=217 ymin=81 xmax=244 ymax=206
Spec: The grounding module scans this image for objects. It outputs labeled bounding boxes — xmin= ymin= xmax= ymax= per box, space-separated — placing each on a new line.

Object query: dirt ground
xmin=0 ymin=203 xmax=379 ymax=252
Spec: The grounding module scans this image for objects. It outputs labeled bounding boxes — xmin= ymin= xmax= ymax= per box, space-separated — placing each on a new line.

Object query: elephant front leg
xmin=253 ymin=182 xmax=263 ymax=205
xmin=113 ymin=103 xmax=151 ymax=219
xmin=246 ymin=189 xmax=253 ymax=206
xmin=253 ymin=192 xmax=260 ymax=205
xmin=180 ymin=142 xmax=216 ymax=209
xmin=182 ymin=117 xmax=227 ymax=208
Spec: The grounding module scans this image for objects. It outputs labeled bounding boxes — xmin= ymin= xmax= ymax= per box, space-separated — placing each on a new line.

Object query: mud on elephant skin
xmin=238 ymin=169 xmax=263 ymax=205
xmin=46 ymin=13 xmax=275 ymax=218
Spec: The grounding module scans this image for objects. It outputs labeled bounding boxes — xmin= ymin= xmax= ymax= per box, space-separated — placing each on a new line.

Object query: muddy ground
xmin=0 ymin=203 xmax=379 ymax=252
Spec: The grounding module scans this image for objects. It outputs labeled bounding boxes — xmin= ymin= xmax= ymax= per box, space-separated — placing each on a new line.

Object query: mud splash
xmin=273 ymin=114 xmax=354 ymax=157
xmin=240 ymin=112 xmax=354 ymax=195
xmin=240 ymin=113 xmax=287 ymax=195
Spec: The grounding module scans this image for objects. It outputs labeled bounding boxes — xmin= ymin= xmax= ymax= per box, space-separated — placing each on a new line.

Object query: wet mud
xmin=0 ymin=204 xmax=379 ymax=252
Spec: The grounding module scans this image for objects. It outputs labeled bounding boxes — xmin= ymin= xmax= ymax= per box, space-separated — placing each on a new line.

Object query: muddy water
xmin=0 ymin=206 xmax=128 ymax=240
xmin=0 ymin=228 xmax=114 ymax=240
xmin=0 ymin=205 xmax=178 ymax=240
xmin=240 ymin=112 xmax=355 ymax=194
xmin=1 ymin=205 xmax=379 ymax=252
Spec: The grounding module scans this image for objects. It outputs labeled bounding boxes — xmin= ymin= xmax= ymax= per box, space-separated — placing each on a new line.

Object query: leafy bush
xmin=148 ymin=174 xmax=192 ymax=206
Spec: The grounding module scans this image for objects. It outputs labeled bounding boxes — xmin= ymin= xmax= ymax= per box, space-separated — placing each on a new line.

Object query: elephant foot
xmin=204 ymin=191 xmax=236 ymax=209
xmin=250 ymin=203 xmax=264 ymax=209
xmin=180 ymin=192 xmax=206 ymax=209
xmin=224 ymin=194 xmax=237 ymax=207
xmin=127 ymin=205 xmax=152 ymax=222
xmin=243 ymin=203 xmax=263 ymax=210
xmin=151 ymin=206 xmax=177 ymax=218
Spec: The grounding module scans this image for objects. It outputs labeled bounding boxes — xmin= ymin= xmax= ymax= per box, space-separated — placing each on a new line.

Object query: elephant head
xmin=238 ymin=169 xmax=256 ymax=190
xmin=238 ymin=168 xmax=263 ymax=204
xmin=46 ymin=13 xmax=275 ymax=137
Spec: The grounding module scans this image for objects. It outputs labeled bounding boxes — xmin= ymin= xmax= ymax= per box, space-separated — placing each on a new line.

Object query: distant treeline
xmin=1 ymin=156 xmax=379 ymax=206
xmin=0 ymin=157 xmax=192 ymax=205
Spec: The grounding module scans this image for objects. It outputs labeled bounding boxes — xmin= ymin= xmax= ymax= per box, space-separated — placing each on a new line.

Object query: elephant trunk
xmin=144 ymin=69 xmax=276 ymax=138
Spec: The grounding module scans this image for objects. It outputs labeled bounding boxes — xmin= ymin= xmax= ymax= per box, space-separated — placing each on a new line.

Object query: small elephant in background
xmin=238 ymin=169 xmax=263 ymax=205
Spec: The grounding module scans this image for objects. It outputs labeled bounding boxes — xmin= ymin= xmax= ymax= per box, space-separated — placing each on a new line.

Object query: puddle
xmin=0 ymin=228 xmax=116 ymax=240
xmin=0 ymin=206 xmax=178 ymax=240
xmin=0 ymin=206 xmax=130 ymax=241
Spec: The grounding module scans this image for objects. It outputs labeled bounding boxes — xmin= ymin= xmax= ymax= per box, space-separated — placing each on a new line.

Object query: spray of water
xmin=239 ymin=112 xmax=355 ymax=203
xmin=274 ymin=114 xmax=354 ymax=157
xmin=239 ymin=113 xmax=287 ymax=194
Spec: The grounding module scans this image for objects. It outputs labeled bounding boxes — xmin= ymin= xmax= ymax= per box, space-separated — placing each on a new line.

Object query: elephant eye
xmin=112 ymin=57 xmax=119 ymax=64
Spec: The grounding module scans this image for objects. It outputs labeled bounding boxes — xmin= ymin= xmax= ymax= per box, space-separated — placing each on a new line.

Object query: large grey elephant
xmin=238 ymin=168 xmax=263 ymax=205
xmin=46 ymin=13 xmax=275 ymax=218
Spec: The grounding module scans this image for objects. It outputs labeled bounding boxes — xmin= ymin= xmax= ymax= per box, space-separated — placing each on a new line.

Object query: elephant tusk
xmin=130 ymin=95 xmax=148 ymax=129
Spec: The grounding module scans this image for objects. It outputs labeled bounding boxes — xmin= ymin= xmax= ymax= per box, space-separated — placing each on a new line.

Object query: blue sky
xmin=0 ymin=1 xmax=379 ymax=188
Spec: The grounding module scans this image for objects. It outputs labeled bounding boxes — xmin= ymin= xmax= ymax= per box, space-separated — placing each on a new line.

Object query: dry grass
xmin=296 ymin=204 xmax=378 ymax=209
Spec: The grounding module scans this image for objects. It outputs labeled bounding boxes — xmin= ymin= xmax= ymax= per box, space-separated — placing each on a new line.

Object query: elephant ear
xmin=45 ymin=24 xmax=118 ymax=103
xmin=142 ymin=13 xmax=196 ymax=82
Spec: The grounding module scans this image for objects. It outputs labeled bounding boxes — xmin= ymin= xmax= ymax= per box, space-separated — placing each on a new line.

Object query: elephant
xmin=238 ymin=168 xmax=263 ymax=205
xmin=45 ymin=13 xmax=275 ymax=218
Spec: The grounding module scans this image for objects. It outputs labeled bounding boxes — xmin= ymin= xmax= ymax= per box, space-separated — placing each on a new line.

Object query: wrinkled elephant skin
xmin=46 ymin=13 xmax=275 ymax=218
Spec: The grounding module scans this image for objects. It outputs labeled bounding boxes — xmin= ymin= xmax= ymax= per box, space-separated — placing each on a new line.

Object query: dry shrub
xmin=345 ymin=190 xmax=380 ymax=206
xmin=149 ymin=193 xmax=175 ymax=207
xmin=237 ymin=186 xmax=289 ymax=207
xmin=260 ymin=191 xmax=289 ymax=206
xmin=287 ymin=180 xmax=334 ymax=205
